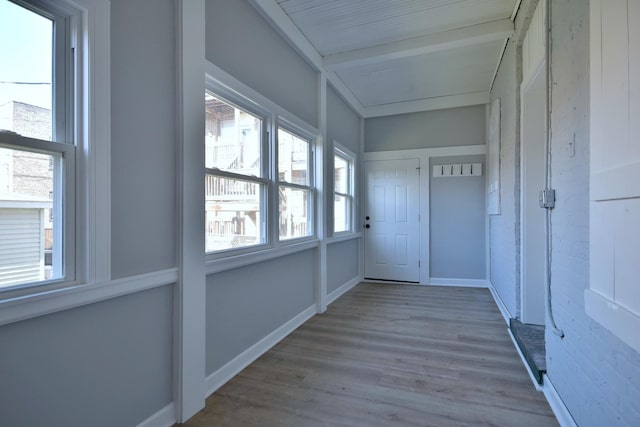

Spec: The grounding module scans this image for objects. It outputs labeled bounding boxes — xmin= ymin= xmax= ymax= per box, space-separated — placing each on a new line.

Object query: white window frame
xmin=276 ymin=121 xmax=316 ymax=243
xmin=205 ymin=65 xmax=320 ymax=272
xmin=333 ymin=142 xmax=356 ymax=235
xmin=0 ymin=0 xmax=110 ymax=303
xmin=204 ymin=90 xmax=270 ymax=257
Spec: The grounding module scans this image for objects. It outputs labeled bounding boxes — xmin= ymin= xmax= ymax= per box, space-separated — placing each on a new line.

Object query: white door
xmin=364 ymin=159 xmax=420 ymax=282
xmin=520 ymin=64 xmax=547 ymax=325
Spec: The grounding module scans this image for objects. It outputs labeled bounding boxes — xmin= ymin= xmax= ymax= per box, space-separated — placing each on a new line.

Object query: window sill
xmin=0 ymin=269 xmax=178 ymax=327
xmin=326 ymin=232 xmax=362 ymax=244
xmin=206 ymin=240 xmax=319 ymax=275
xmin=585 ymin=288 xmax=640 ymax=354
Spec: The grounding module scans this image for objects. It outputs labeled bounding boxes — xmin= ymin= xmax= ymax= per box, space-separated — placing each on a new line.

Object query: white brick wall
xmin=546 ymin=1 xmax=640 ymax=425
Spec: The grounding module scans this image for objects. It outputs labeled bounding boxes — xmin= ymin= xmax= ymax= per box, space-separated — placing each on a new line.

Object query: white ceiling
xmin=255 ymin=0 xmax=518 ymax=117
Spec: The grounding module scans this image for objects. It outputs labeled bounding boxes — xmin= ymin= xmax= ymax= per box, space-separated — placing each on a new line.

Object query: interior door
xmin=364 ymin=159 xmax=420 ymax=282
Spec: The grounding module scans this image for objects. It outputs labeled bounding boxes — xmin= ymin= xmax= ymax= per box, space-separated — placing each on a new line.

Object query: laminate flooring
xmin=181 ymin=282 xmax=558 ymax=426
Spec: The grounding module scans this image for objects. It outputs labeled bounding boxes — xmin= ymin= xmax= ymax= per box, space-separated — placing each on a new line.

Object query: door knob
xmin=365 ymin=224 xmax=370 ymax=229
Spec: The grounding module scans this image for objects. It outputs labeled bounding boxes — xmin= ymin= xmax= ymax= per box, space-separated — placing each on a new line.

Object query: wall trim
xmin=0 ymin=268 xmax=178 ymax=327
xmin=205 ymin=304 xmax=317 ymax=398
xmin=429 ymin=278 xmax=488 ymax=288
xmin=542 ymin=375 xmax=578 ymax=427
xmin=206 ymin=240 xmax=319 ymax=275
xmin=327 ymin=276 xmax=360 ymax=305
xmin=136 ymin=403 xmax=176 ymax=427
xmin=488 ymin=280 xmax=512 ymax=324
xmin=326 ymin=232 xmax=362 ymax=245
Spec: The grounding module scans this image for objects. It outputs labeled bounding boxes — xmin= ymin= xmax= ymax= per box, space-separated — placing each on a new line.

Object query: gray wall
xmin=206 ymin=250 xmax=315 ymax=374
xmin=0 ymin=2 xmax=178 ymax=426
xmin=0 ymin=286 xmax=174 ymax=427
xmin=111 ymin=0 xmax=177 ymax=278
xmin=487 ymin=41 xmax=519 ymax=317
xmin=327 ymin=239 xmax=360 ymax=293
xmin=429 ymin=155 xmax=486 ymax=280
xmin=544 ymin=2 xmax=640 ymax=425
xmin=327 ymin=84 xmax=360 ymax=154
xmin=364 ymin=105 xmax=485 ymax=152
xmin=205 ymin=0 xmax=318 ymax=128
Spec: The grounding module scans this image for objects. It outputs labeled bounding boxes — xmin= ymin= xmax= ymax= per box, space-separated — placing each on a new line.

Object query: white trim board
xmin=542 ymin=375 xmax=578 ymax=427
xmin=205 ymin=305 xmax=317 ymax=398
xmin=508 ymin=330 xmax=578 ymax=427
xmin=136 ymin=403 xmax=175 ymax=427
xmin=488 ymin=280 xmax=512 ymax=324
xmin=364 ymin=92 xmax=489 ymax=118
xmin=429 ymin=278 xmax=488 ymax=288
xmin=0 ymin=268 xmax=178 ymax=327
xmin=327 ymin=276 xmax=360 ymax=305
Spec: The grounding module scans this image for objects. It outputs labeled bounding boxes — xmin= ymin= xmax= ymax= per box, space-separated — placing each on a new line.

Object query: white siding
xmin=0 ymin=208 xmax=43 ymax=286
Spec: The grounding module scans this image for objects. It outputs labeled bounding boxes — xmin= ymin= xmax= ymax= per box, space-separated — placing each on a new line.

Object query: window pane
xmin=278 ymin=128 xmax=309 ymax=185
xmin=0 ymin=147 xmax=60 ymax=288
xmin=279 ymin=186 xmax=311 ymax=240
xmin=334 ymin=194 xmax=350 ymax=233
xmin=0 ymin=0 xmax=53 ymax=141
xmin=334 ymin=154 xmax=349 ymax=194
xmin=205 ymin=175 xmax=263 ymax=252
xmin=205 ymin=93 xmax=262 ymax=177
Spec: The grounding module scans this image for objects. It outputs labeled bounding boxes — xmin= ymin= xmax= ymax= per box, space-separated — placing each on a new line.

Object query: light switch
xmin=471 ymin=163 xmax=482 ymax=176
xmin=443 ymin=164 xmax=453 ymax=176
xmin=462 ymin=164 xmax=472 ymax=176
xmin=433 ymin=165 xmax=443 ymax=177
xmin=452 ymin=164 xmax=462 ymax=176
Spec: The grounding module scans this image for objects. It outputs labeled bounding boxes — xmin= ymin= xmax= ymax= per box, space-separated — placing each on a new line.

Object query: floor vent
xmin=509 ymin=318 xmax=546 ymax=384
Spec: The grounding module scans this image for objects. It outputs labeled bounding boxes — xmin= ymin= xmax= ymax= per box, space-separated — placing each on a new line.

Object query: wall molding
xmin=488 ymin=280 xmax=512 ymax=324
xmin=429 ymin=278 xmax=488 ymax=288
xmin=205 ymin=305 xmax=317 ymax=398
xmin=327 ymin=276 xmax=361 ymax=305
xmin=136 ymin=403 xmax=175 ymax=427
xmin=0 ymin=268 xmax=178 ymax=327
xmin=542 ymin=375 xmax=578 ymax=427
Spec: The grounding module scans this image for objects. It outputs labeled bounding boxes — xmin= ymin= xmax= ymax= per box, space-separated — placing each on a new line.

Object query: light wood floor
xmin=181 ymin=283 xmax=558 ymax=426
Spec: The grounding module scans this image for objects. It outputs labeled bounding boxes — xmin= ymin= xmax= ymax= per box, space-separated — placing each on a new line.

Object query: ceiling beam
xmin=323 ymin=19 xmax=514 ymax=71
xmin=364 ymin=92 xmax=490 ymax=118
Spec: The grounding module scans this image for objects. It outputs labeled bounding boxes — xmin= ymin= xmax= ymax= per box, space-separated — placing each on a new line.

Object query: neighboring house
xmin=0 ymin=101 xmax=53 ymax=287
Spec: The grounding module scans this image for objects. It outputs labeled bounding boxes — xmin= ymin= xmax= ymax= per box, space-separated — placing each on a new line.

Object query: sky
xmin=0 ymin=0 xmax=52 ymax=109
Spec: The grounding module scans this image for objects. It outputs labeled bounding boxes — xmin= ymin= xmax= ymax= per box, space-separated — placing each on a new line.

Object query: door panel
xmin=364 ymin=159 xmax=420 ymax=282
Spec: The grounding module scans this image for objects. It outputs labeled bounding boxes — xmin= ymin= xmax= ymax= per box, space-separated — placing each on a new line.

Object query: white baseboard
xmin=488 ymin=281 xmax=511 ymax=324
xmin=136 ymin=403 xmax=175 ymax=427
xmin=327 ymin=276 xmax=360 ymax=305
xmin=543 ymin=375 xmax=578 ymax=427
xmin=428 ymin=278 xmax=488 ymax=288
xmin=205 ymin=304 xmax=317 ymax=397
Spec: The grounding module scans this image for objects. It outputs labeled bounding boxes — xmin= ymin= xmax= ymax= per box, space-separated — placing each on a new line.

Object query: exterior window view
xmin=204 ymin=92 xmax=314 ymax=252
xmin=0 ymin=0 xmax=58 ymax=288
xmin=205 ymin=93 xmax=264 ymax=252
xmin=333 ymin=149 xmax=353 ymax=233
xmin=277 ymin=128 xmax=312 ymax=240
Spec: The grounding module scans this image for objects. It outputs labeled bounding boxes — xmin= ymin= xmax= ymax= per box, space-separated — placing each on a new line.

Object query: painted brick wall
xmin=488 ymin=41 xmax=519 ymax=317
xmin=546 ymin=1 xmax=640 ymax=425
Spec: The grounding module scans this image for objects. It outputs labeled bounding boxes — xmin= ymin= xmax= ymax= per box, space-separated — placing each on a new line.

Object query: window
xmin=0 ymin=0 xmax=110 ymax=297
xmin=277 ymin=127 xmax=313 ymax=240
xmin=0 ymin=0 xmax=72 ymax=290
xmin=333 ymin=144 xmax=355 ymax=234
xmin=205 ymin=74 xmax=318 ymax=258
xmin=205 ymin=93 xmax=266 ymax=252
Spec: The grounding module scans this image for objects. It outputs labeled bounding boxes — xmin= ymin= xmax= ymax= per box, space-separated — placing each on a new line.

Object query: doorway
xmin=363 ymin=158 xmax=420 ymax=282
xmin=520 ymin=62 xmax=547 ymax=325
